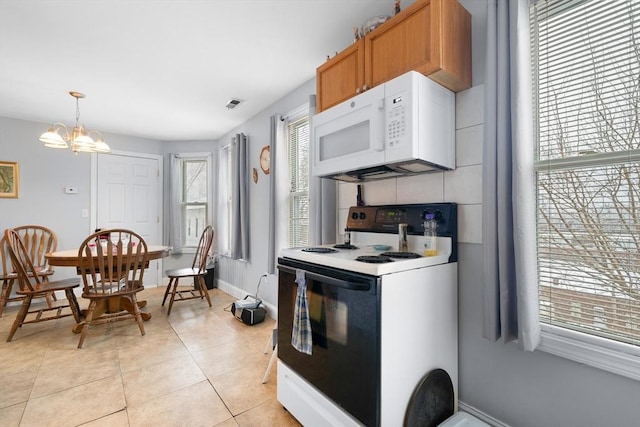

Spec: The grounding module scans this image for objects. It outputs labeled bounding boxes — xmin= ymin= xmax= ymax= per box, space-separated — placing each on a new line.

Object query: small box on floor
xmin=231 ymin=297 xmax=266 ymax=325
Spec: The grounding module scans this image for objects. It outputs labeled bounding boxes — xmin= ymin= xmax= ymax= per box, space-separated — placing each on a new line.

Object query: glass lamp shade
xmin=39 ymin=130 xmax=68 ymax=148
xmin=72 ymin=142 xmax=96 ymax=153
xmin=73 ymin=134 xmax=96 ymax=148
xmin=93 ymin=139 xmax=111 ymax=153
xmin=39 ymin=121 xmax=108 ymax=154
xmin=71 ymin=126 xmax=96 ymax=149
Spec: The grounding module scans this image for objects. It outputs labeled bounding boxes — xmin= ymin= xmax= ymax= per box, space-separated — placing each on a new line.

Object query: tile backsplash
xmin=336 ymin=84 xmax=484 ymax=245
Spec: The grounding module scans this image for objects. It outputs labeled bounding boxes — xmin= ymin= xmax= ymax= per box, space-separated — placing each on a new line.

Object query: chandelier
xmin=38 ymin=91 xmax=110 ymax=154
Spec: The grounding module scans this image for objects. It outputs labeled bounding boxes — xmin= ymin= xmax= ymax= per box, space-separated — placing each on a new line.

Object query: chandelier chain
xmin=75 ymin=97 xmax=81 ymax=126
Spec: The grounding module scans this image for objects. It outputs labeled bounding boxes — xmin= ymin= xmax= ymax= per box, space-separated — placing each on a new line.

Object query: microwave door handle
xmin=375 ymin=98 xmax=385 ymax=151
xmin=279 ymin=265 xmax=370 ymax=291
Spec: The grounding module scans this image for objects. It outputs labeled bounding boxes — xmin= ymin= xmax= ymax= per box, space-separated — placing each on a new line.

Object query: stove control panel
xmin=346 ymin=203 xmax=457 ymax=237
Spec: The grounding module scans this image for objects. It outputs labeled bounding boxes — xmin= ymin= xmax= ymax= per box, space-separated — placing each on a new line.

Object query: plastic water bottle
xmin=423 ymin=214 xmax=437 ymax=256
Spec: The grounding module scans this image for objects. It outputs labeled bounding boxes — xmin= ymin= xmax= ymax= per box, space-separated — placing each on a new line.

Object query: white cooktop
xmin=280 ymin=234 xmax=453 ymax=276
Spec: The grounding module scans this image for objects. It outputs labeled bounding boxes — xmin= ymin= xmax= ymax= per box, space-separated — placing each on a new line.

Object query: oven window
xmin=307 ymin=286 xmax=348 ymax=346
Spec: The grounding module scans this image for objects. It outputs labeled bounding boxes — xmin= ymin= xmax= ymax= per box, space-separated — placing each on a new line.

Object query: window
xmin=530 ymin=0 xmax=639 ymax=369
xmin=287 ymin=114 xmax=310 ymax=247
xmin=177 ymin=154 xmax=212 ymax=249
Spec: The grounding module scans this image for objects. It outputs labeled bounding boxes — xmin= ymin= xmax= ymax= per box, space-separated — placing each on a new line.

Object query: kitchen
xmin=1 ymin=1 xmax=638 ymax=426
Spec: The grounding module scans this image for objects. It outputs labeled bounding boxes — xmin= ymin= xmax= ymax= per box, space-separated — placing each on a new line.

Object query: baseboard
xmin=458 ymin=401 xmax=511 ymax=427
xmin=216 ymin=278 xmax=277 ymax=320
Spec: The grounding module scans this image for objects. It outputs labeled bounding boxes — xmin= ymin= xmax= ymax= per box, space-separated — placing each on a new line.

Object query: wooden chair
xmin=76 ymin=229 xmax=148 ymax=349
xmin=4 ymin=229 xmax=82 ymax=342
xmin=1 ymin=225 xmax=58 ymax=317
xmin=162 ymin=225 xmax=214 ymax=315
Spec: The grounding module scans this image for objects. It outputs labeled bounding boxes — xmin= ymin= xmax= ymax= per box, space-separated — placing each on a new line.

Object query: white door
xmin=96 ymin=152 xmax=163 ymax=286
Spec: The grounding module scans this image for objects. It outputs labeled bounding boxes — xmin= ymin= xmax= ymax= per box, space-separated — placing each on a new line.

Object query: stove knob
xmin=359 ymin=212 xmax=366 ymax=220
xmin=351 ymin=212 xmax=359 ymax=220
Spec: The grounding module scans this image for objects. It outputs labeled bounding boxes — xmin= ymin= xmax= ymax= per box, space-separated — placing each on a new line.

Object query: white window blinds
xmin=288 ymin=116 xmax=310 ymax=248
xmin=531 ymin=0 xmax=639 ymax=345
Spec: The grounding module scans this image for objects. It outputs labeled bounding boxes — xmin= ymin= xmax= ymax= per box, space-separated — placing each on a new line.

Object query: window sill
xmin=538 ymin=324 xmax=640 ymax=381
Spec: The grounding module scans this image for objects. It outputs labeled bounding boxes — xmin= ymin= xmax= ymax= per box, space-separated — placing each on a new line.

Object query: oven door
xmin=278 ymin=258 xmax=380 ymax=427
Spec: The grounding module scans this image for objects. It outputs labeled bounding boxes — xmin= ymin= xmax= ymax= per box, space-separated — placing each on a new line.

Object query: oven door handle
xmin=279 ymin=265 xmax=371 ymax=291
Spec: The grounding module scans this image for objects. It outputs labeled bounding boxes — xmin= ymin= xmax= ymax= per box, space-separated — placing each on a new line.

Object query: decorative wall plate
xmin=260 ymin=146 xmax=270 ymax=174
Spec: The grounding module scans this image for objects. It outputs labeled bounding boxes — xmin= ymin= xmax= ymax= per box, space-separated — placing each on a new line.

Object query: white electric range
xmin=277 ymin=203 xmax=459 ymax=427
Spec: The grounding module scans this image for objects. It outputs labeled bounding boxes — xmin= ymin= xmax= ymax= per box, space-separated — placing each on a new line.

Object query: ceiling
xmin=0 ymin=0 xmax=394 ymax=142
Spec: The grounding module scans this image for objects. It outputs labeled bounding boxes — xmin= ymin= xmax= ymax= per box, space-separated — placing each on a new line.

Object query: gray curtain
xmin=267 ymin=114 xmax=286 ymax=274
xmin=308 ymin=94 xmax=336 ymax=246
xmin=231 ymin=133 xmax=250 ymax=260
xmin=167 ymin=154 xmax=183 ymax=254
xmin=482 ymin=0 xmax=540 ymax=351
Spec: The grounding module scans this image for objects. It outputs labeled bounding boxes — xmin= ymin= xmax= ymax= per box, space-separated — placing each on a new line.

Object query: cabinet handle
xmin=356 ymin=88 xmax=361 ymax=94
xmin=362 ymin=84 xmax=368 ymax=91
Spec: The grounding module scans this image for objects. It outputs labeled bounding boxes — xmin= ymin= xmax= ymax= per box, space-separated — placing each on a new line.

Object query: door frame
xmin=90 ymin=150 xmax=165 ymax=283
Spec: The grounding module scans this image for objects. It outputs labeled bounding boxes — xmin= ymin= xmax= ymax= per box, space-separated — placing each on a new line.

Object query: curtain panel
xmin=230 ymin=133 xmax=250 ymax=261
xmin=268 ymin=114 xmax=288 ymax=274
xmin=168 ymin=154 xmax=183 ymax=254
xmin=482 ymin=0 xmax=540 ymax=351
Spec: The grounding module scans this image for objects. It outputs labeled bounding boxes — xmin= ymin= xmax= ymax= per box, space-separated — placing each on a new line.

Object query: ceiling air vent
xmin=225 ymin=98 xmax=243 ymax=109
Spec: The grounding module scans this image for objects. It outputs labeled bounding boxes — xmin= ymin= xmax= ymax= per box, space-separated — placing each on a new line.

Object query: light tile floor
xmin=0 ymin=287 xmax=301 ymax=427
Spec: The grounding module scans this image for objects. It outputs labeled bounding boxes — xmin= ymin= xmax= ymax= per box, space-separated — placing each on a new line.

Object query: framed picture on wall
xmin=0 ymin=161 xmax=19 ymax=198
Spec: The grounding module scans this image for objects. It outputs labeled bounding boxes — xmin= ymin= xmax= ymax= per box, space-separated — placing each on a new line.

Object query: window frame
xmin=530 ymin=0 xmax=640 ymax=380
xmin=177 ymin=152 xmax=213 ymax=254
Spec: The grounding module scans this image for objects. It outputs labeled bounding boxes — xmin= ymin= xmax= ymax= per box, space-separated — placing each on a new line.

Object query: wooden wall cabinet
xmin=316 ymin=39 xmax=365 ymax=114
xmin=316 ymin=0 xmax=471 ymax=113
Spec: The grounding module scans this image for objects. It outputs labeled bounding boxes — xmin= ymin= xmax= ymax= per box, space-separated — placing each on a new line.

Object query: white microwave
xmin=312 ymin=71 xmax=455 ymax=182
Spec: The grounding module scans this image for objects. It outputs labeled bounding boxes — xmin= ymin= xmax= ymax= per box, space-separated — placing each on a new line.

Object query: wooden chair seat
xmin=162 ymin=226 xmax=214 ymax=315
xmin=16 ymin=277 xmax=79 ymax=296
xmin=4 ymin=229 xmax=82 ymax=342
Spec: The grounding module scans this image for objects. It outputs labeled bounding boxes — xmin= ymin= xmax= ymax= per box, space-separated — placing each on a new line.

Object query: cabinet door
xmin=365 ymin=0 xmax=437 ymax=89
xmin=364 ymin=0 xmax=471 ymax=92
xmin=316 ymin=39 xmax=364 ymax=113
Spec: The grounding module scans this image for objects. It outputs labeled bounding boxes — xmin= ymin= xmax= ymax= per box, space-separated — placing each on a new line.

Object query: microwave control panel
xmin=386 ymin=91 xmax=407 ymax=148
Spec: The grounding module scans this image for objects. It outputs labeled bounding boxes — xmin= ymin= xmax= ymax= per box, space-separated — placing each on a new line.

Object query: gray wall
xmin=210 ymin=79 xmax=316 ymax=308
xmin=0 ymin=116 xmax=163 ymax=281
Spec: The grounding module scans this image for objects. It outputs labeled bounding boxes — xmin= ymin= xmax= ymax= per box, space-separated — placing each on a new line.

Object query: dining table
xmin=46 ymin=245 xmax=172 ymax=333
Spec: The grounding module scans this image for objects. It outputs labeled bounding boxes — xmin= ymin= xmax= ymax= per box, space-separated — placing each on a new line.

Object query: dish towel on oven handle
xmin=291 ymin=269 xmax=312 ymax=355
